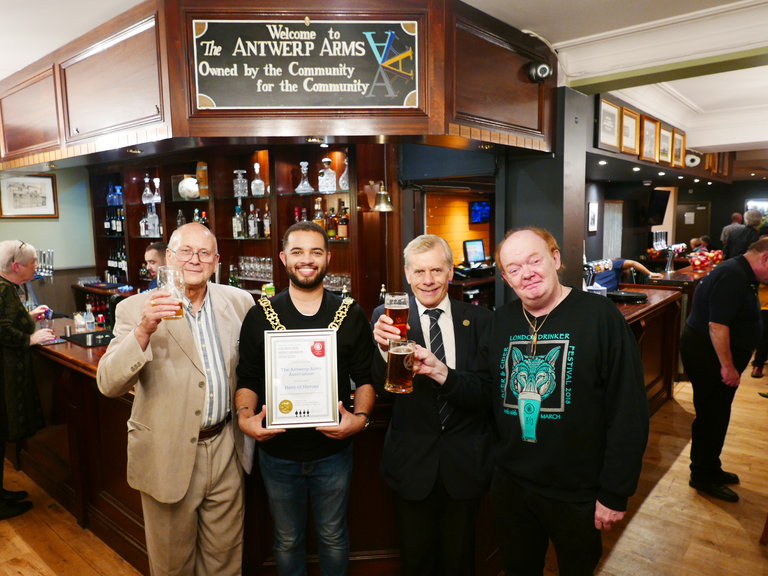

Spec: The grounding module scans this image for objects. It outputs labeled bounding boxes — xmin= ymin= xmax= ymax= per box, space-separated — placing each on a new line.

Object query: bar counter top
xmin=34 ymin=319 xmax=107 ymax=379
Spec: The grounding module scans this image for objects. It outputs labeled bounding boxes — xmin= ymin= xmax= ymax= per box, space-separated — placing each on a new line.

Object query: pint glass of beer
xmin=157 ymin=266 xmax=185 ymax=319
xmin=385 ymin=339 xmax=416 ymax=394
xmin=384 ymin=292 xmax=409 ymax=339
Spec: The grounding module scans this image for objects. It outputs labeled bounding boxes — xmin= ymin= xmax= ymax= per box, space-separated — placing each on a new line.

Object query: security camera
xmin=527 ymin=61 xmax=553 ymax=83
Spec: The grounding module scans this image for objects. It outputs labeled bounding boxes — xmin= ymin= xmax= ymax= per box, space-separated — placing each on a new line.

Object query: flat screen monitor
xmin=469 ymin=200 xmax=491 ymax=224
xmin=463 ymin=239 xmax=486 ymax=265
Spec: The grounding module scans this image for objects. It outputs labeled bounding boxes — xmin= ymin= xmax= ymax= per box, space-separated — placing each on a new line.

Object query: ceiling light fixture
xmin=632 ymin=167 xmax=641 ymax=172
xmin=677 ymin=176 xmax=684 ymax=180
xmin=707 ymin=181 xmax=712 ymax=185
xmin=305 ymin=136 xmax=324 ymax=144
xmin=598 ymin=160 xmax=607 ymax=166
xmin=694 ymin=179 xmax=700 ymax=183
xmin=658 ymin=171 xmax=665 ymax=176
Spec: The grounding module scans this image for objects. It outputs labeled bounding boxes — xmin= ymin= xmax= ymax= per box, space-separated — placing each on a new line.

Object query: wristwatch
xmin=354 ymin=411 xmax=372 ymax=430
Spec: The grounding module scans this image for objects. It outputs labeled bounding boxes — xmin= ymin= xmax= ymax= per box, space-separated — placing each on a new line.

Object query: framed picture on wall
xmin=658 ymin=126 xmax=673 ymax=164
xmin=0 ymin=174 xmax=58 ymax=218
xmin=587 ymin=202 xmax=598 ymax=232
xmin=672 ymin=129 xmax=686 ymax=167
xmin=639 ymin=115 xmax=660 ymax=163
xmin=620 ymin=108 xmax=640 ymax=155
xmin=597 ymin=99 xmax=621 ymax=152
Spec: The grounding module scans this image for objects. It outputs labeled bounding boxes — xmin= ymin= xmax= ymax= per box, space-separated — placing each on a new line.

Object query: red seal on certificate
xmin=311 ymin=341 xmax=326 ymax=357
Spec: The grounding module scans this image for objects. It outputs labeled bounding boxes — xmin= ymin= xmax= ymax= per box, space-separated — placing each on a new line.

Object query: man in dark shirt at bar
xmin=236 ymin=221 xmax=375 ymax=576
xmin=681 ymin=237 xmax=768 ymax=502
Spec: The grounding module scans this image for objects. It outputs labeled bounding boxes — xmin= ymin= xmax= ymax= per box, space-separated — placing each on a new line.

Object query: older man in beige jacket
xmin=97 ymin=223 xmax=254 ymax=576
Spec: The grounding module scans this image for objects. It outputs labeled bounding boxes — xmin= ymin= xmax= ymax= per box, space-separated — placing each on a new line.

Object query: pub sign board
xmin=192 ymin=19 xmax=419 ymax=109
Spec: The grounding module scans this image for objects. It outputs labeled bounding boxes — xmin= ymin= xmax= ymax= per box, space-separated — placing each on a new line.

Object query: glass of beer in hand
xmin=384 ymin=292 xmax=409 ymax=339
xmin=157 ymin=266 xmax=185 ymax=319
xmin=385 ymin=339 xmax=416 ymax=394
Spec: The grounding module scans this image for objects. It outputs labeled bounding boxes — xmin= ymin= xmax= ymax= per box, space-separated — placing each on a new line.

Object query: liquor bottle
xmin=247 ymin=203 xmax=258 ymax=238
xmin=233 ymin=170 xmax=248 ymax=198
xmin=255 ymin=208 xmax=264 ymax=238
xmin=228 ymin=265 xmax=240 ymax=288
xmin=114 ymin=185 xmax=123 ymax=206
xmin=84 ymin=303 xmax=96 ymax=332
xmin=200 ymin=211 xmax=210 ymax=228
xmin=139 ymin=210 xmax=149 ymax=237
xmin=263 ymin=204 xmax=271 ymax=238
xmin=318 ymin=158 xmax=336 ymax=193
xmin=293 ymin=206 xmax=301 ymax=223
xmin=300 ymin=207 xmax=308 ymax=222
xmin=251 ymin=163 xmax=266 ymax=196
xmin=110 ymin=208 xmax=117 ymax=234
xmin=176 ymin=209 xmax=186 ymax=228
xmin=104 ymin=209 xmax=112 ymax=234
xmin=193 ymin=208 xmax=201 ymax=222
xmin=378 ymin=284 xmax=386 ymax=305
xmin=232 ymin=201 xmax=245 ymax=239
xmin=116 ymin=208 xmax=124 ymax=234
xmin=313 ymin=197 xmax=326 ymax=230
xmin=326 ymin=207 xmax=338 ymax=239
xmin=141 ymin=174 xmax=153 ymax=204
xmin=152 ymin=177 xmax=162 ymax=203
xmin=337 ymin=202 xmax=349 ymax=240
xmin=106 ymin=183 xmax=115 ymax=206
xmin=147 ymin=203 xmax=160 ymax=237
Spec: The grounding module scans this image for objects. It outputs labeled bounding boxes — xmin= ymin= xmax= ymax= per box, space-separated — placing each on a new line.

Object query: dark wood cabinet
xmin=0 ymin=68 xmax=60 ymax=158
xmin=61 ymin=16 xmax=163 ymax=142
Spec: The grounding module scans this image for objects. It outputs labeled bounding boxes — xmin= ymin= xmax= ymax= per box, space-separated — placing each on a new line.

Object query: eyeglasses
xmin=6 ymin=240 xmax=27 ymax=268
xmin=171 ymin=247 xmax=216 ymax=263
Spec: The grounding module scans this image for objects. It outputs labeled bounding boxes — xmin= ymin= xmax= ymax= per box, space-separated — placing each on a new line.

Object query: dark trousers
xmin=395 ymin=477 xmax=480 ymax=576
xmin=680 ymin=326 xmax=752 ymax=480
xmin=490 ymin=470 xmax=601 ymax=576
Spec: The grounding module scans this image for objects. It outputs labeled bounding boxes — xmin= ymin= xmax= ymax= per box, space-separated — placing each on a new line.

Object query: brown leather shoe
xmin=751 ymin=366 xmax=764 ymax=378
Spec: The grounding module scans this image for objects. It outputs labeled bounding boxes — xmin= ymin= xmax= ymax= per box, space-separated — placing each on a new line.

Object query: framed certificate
xmin=264 ymin=329 xmax=339 ymax=429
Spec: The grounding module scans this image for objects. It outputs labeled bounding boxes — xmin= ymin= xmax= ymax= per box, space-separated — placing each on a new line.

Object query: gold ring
xmin=150 ymin=299 xmax=157 ymax=306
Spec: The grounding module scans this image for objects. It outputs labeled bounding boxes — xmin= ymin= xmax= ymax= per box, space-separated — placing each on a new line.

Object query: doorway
xmin=675 ymin=202 xmax=711 ymax=248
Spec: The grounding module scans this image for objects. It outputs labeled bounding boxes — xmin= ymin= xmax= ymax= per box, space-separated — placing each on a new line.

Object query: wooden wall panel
xmin=61 ymin=19 xmax=163 ymax=141
xmin=0 ymin=69 xmax=60 ymax=157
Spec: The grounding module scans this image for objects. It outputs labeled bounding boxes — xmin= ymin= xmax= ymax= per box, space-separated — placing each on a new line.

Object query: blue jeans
xmin=259 ymin=445 xmax=353 ymax=576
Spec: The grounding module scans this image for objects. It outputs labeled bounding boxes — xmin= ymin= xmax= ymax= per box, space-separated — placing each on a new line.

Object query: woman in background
xmin=0 ymin=240 xmax=54 ymax=519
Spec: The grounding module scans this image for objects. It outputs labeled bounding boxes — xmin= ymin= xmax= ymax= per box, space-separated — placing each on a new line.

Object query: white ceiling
xmin=2 ymin=0 xmax=767 ymax=179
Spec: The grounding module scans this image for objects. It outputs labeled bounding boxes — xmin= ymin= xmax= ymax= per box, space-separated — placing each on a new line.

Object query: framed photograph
xmin=658 ymin=126 xmax=673 ymax=164
xmin=672 ymin=130 xmax=686 ymax=167
xmin=587 ymin=202 xmax=598 ymax=233
xmin=639 ymin=116 xmax=660 ymax=163
xmin=264 ymin=328 xmax=339 ymax=429
xmin=620 ymin=108 xmax=640 ymax=155
xmin=0 ymin=174 xmax=58 ymax=218
xmin=597 ymin=99 xmax=621 ymax=152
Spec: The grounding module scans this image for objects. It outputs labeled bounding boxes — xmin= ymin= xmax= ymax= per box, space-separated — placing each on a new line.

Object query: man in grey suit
xmin=371 ymin=234 xmax=493 ymax=576
xmin=97 ymin=222 xmax=254 ymax=576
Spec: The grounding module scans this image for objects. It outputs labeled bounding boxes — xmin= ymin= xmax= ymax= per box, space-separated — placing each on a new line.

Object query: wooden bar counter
xmin=17 ymin=285 xmax=683 ymax=575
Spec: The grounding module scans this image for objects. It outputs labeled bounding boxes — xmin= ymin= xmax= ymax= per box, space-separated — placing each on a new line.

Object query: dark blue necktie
xmin=425 ymin=308 xmax=451 ymax=429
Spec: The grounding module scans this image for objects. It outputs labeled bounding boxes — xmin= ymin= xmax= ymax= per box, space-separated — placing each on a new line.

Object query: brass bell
xmin=371 ymin=181 xmax=394 ymax=212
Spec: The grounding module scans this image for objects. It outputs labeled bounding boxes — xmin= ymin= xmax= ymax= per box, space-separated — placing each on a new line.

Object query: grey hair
xmin=745 ymin=209 xmax=763 ymax=227
xmin=0 ymin=239 xmax=36 ymax=275
xmin=403 ymin=234 xmax=454 ymax=268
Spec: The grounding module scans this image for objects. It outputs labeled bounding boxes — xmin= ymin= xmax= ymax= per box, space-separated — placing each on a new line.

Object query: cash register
xmin=454 ymin=239 xmax=495 ymax=279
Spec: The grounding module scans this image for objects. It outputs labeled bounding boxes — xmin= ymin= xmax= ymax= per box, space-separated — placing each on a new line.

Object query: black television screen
xmin=647 ymin=189 xmax=670 ymax=225
xmin=463 ymin=239 xmax=486 ymax=264
xmin=469 ymin=200 xmax=491 ymax=224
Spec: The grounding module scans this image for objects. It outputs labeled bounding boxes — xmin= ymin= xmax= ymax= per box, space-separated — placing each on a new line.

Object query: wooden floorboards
xmin=1 ymin=377 xmax=767 ymax=575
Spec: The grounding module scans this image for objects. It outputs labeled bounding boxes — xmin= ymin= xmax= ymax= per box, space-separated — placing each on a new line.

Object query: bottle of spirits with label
xmin=263 ymin=204 xmax=272 ymax=239
xmin=104 ymin=209 xmax=112 ymax=235
xmin=232 ymin=201 xmax=245 ymax=239
xmin=251 ymin=163 xmax=266 ymax=196
xmin=294 ymin=206 xmax=301 ymax=223
xmin=255 ymin=208 xmax=264 ymax=238
xmin=116 ymin=208 xmax=124 ymax=234
xmin=200 ymin=211 xmax=210 ymax=228
xmin=247 ymin=203 xmax=258 ymax=238
xmin=337 ymin=201 xmax=349 ymax=240
xmin=300 ymin=207 xmax=308 ymax=222
xmin=139 ymin=209 xmax=149 ymax=237
xmin=147 ymin=202 xmax=160 ymax=237
xmin=313 ymin=197 xmax=326 ymax=230
xmin=84 ymin=303 xmax=96 ymax=332
xmin=176 ymin=209 xmax=186 ymax=229
xmin=326 ymin=207 xmax=338 ymax=239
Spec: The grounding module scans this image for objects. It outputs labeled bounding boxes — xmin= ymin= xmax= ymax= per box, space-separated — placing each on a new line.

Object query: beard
xmin=286 ymin=262 xmax=328 ymax=290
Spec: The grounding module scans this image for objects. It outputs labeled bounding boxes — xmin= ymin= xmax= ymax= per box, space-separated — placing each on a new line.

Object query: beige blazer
xmin=96 ymin=283 xmax=254 ymax=503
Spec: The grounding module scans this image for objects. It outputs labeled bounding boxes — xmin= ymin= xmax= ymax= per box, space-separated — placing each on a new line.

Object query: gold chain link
xmin=258 ymin=295 xmax=354 ymax=331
